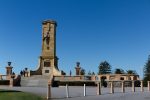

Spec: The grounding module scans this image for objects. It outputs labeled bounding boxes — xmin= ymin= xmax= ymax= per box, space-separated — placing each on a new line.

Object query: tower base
xmin=30 ymin=57 xmax=61 ymax=76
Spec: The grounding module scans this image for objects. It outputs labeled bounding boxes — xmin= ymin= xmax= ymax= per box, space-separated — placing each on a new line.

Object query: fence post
xmin=110 ymin=81 xmax=114 ymax=94
xmin=121 ymin=81 xmax=125 ymax=93
xmin=47 ymin=81 xmax=51 ymax=100
xmin=97 ymin=82 xmax=101 ymax=95
xmin=66 ymin=84 xmax=69 ymax=98
xmin=84 ymin=84 xmax=86 ymax=96
xmin=148 ymin=81 xmax=150 ymax=91
xmin=132 ymin=81 xmax=135 ymax=92
xmin=140 ymin=80 xmax=143 ymax=92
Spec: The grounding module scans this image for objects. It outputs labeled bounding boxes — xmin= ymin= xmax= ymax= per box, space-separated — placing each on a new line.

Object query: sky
xmin=0 ymin=0 xmax=150 ymax=79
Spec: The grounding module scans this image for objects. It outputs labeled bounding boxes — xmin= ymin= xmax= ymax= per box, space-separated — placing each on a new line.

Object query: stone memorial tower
xmin=30 ymin=20 xmax=61 ymax=76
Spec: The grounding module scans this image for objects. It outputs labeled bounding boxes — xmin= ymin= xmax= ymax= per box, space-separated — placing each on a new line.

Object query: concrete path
xmin=0 ymin=86 xmax=150 ymax=100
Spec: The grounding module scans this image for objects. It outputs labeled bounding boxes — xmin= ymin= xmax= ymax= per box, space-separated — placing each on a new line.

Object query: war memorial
xmin=0 ymin=20 xmax=150 ymax=100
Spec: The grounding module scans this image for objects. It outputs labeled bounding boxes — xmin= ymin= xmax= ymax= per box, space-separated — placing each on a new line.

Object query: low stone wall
xmin=0 ymin=80 xmax=9 ymax=85
xmin=53 ymin=75 xmax=97 ymax=87
xmin=106 ymin=80 xmax=141 ymax=87
xmin=58 ymin=81 xmax=97 ymax=86
xmin=0 ymin=75 xmax=21 ymax=87
xmin=54 ymin=75 xmax=97 ymax=81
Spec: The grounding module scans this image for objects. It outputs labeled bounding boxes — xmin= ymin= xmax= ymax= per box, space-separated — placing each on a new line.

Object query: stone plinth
xmin=25 ymin=71 xmax=29 ymax=77
xmin=75 ymin=62 xmax=81 ymax=75
xmin=6 ymin=62 xmax=13 ymax=75
xmin=75 ymin=67 xmax=81 ymax=75
xmin=0 ymin=75 xmax=2 ymax=80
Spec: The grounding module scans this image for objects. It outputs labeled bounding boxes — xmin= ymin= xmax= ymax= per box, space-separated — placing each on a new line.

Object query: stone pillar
xmin=106 ymin=75 xmax=110 ymax=81
xmin=6 ymin=62 xmax=13 ymax=76
xmin=132 ymin=81 xmax=135 ymax=92
xmin=97 ymin=82 xmax=101 ymax=95
xmin=84 ymin=84 xmax=86 ymax=96
xmin=28 ymin=70 xmax=30 ymax=77
xmin=75 ymin=62 xmax=81 ymax=75
xmin=47 ymin=80 xmax=51 ymax=100
xmin=75 ymin=67 xmax=81 ymax=75
xmin=91 ymin=76 xmax=96 ymax=81
xmin=0 ymin=75 xmax=2 ymax=80
xmin=9 ymin=78 xmax=13 ymax=87
xmin=140 ymin=80 xmax=144 ymax=92
xmin=130 ymin=76 xmax=134 ymax=80
xmin=148 ymin=81 xmax=150 ymax=91
xmin=110 ymin=81 xmax=114 ymax=94
xmin=25 ymin=71 xmax=29 ymax=77
xmin=121 ymin=81 xmax=125 ymax=93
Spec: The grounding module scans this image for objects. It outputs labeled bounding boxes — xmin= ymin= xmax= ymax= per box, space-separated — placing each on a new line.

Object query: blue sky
xmin=0 ymin=0 xmax=150 ymax=78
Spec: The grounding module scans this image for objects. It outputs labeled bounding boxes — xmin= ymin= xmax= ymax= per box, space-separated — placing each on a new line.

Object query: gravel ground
xmin=0 ymin=86 xmax=150 ymax=100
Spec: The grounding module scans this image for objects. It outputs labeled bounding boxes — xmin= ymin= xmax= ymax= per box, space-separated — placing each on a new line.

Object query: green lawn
xmin=0 ymin=89 xmax=45 ymax=100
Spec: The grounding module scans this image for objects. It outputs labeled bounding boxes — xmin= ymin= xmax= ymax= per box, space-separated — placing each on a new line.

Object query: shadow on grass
xmin=0 ymin=89 xmax=44 ymax=100
xmin=0 ymin=90 xmax=21 ymax=93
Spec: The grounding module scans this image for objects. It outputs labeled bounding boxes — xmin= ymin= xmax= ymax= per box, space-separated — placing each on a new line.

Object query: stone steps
xmin=21 ymin=75 xmax=50 ymax=87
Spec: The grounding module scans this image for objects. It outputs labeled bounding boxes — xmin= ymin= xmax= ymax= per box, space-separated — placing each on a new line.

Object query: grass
xmin=0 ymin=89 xmax=45 ymax=100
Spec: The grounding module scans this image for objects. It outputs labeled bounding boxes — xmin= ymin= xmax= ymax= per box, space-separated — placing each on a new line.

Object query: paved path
xmin=0 ymin=86 xmax=150 ymax=100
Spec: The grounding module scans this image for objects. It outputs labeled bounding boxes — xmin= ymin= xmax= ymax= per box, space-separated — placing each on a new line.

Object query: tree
xmin=126 ymin=70 xmax=137 ymax=74
xmin=98 ymin=61 xmax=111 ymax=74
xmin=80 ymin=68 xmax=85 ymax=75
xmin=143 ymin=55 xmax=150 ymax=86
xmin=88 ymin=71 xmax=95 ymax=75
xmin=114 ymin=68 xmax=125 ymax=74
xmin=88 ymin=71 xmax=91 ymax=75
